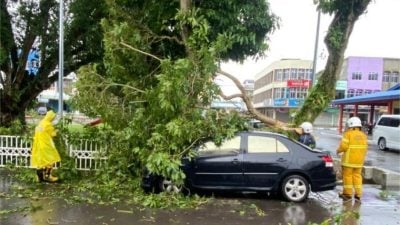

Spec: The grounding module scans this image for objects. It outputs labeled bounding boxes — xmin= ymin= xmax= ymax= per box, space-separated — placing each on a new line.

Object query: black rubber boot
xmin=36 ymin=169 xmax=45 ymax=182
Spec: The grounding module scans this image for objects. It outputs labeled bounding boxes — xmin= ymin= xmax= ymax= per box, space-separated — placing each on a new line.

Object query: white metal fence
xmin=0 ymin=135 xmax=107 ymax=171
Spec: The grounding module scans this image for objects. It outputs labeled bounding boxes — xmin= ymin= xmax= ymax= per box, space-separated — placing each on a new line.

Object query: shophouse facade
xmin=336 ymin=57 xmax=400 ymax=122
xmin=253 ymin=59 xmax=313 ymax=122
xmin=253 ymin=57 xmax=400 ymax=126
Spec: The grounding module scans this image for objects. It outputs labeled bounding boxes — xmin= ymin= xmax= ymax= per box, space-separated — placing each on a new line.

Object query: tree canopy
xmin=73 ymin=0 xmax=278 ymax=181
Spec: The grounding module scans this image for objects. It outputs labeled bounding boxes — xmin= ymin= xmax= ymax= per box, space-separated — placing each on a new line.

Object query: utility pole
xmin=311 ymin=10 xmax=321 ymax=87
xmin=58 ymin=0 xmax=64 ymax=121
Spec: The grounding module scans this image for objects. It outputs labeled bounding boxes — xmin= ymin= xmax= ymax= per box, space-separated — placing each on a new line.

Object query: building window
xmin=298 ymin=69 xmax=305 ymax=80
xmin=364 ymin=89 xmax=372 ymax=95
xmin=290 ymin=68 xmax=297 ymax=79
xmin=391 ymin=71 xmax=399 ymax=83
xmin=335 ymin=90 xmax=345 ymax=99
xmin=368 ymin=72 xmax=378 ymax=80
xmin=347 ymin=89 xmax=355 ymax=98
xmin=351 ymin=72 xmax=362 ymax=80
xmin=299 ymin=88 xmax=308 ymax=98
xmin=283 ymin=69 xmax=290 ymax=81
xmin=383 ymin=71 xmax=390 ymax=82
xmin=275 ymin=69 xmax=282 ymax=81
xmin=287 ymin=87 xmax=308 ymax=99
xmin=355 ymin=89 xmax=363 ymax=96
xmin=274 ymin=88 xmax=285 ymax=99
xmin=305 ymin=69 xmax=312 ymax=80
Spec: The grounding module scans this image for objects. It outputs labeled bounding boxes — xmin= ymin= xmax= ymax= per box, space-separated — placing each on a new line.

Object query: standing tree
xmin=0 ymin=0 xmax=107 ymax=127
xmin=217 ymin=0 xmax=372 ymax=129
xmin=293 ymin=0 xmax=372 ymax=125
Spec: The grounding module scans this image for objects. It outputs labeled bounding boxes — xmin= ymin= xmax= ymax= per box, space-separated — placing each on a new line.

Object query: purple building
xmin=340 ymin=57 xmax=383 ymax=97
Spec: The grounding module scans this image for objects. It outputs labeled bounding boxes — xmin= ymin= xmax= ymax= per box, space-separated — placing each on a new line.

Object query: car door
xmin=386 ymin=117 xmax=400 ymax=150
xmin=192 ymin=135 xmax=244 ymax=188
xmin=242 ymin=133 xmax=291 ymax=188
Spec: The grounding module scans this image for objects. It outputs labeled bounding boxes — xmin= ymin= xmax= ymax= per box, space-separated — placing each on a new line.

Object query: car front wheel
xmin=281 ymin=175 xmax=310 ymax=202
xmin=159 ymin=178 xmax=182 ymax=194
xmin=378 ymin=138 xmax=387 ymax=151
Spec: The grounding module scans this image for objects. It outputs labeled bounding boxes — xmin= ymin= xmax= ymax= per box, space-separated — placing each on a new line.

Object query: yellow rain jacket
xmin=31 ymin=110 xmax=61 ymax=169
xmin=337 ymin=128 xmax=368 ymax=168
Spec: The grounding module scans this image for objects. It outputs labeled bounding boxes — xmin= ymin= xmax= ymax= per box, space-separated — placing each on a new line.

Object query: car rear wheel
xmin=378 ymin=138 xmax=387 ymax=151
xmin=281 ymin=175 xmax=310 ymax=202
xmin=159 ymin=178 xmax=182 ymax=194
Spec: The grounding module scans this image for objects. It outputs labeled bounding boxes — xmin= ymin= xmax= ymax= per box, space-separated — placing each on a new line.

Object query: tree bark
xmin=217 ymin=70 xmax=287 ymax=129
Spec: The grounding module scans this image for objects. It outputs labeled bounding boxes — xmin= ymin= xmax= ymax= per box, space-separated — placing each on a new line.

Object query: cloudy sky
xmin=218 ymin=0 xmax=400 ymax=93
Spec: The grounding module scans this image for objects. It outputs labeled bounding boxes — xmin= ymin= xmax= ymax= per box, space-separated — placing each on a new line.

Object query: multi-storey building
xmin=253 ymin=59 xmax=313 ymax=122
xmin=338 ymin=56 xmax=400 ymax=98
xmin=253 ymin=57 xmax=400 ymax=126
xmin=335 ymin=57 xmax=400 ymax=122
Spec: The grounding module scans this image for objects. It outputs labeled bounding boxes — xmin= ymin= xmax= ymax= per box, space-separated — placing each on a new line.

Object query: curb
xmin=333 ymin=159 xmax=400 ymax=190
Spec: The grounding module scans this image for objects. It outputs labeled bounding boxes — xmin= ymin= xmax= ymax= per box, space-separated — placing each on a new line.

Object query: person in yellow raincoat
xmin=336 ymin=116 xmax=368 ymax=202
xmin=31 ymin=110 xmax=61 ymax=182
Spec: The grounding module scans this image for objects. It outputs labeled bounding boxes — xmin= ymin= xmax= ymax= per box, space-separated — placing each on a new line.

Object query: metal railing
xmin=0 ymin=135 xmax=107 ymax=170
xmin=0 ymin=136 xmax=32 ymax=168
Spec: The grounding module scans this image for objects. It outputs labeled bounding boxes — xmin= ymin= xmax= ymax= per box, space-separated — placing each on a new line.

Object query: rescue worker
xmin=297 ymin=122 xmax=316 ymax=148
xmin=336 ymin=116 xmax=368 ymax=202
xmin=31 ymin=110 xmax=61 ymax=182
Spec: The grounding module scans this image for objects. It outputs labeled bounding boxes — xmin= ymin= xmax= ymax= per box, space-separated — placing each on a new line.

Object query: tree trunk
xmin=0 ymin=75 xmax=54 ymax=127
xmin=217 ymin=70 xmax=287 ymax=129
xmin=293 ymin=0 xmax=371 ymax=125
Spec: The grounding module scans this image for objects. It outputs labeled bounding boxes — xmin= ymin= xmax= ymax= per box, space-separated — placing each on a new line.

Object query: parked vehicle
xmin=142 ymin=131 xmax=336 ymax=202
xmin=373 ymin=114 xmax=400 ymax=151
xmin=37 ymin=106 xmax=47 ymax=115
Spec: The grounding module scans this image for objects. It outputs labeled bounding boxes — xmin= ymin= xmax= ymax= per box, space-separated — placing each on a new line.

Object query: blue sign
xmin=288 ymin=98 xmax=304 ymax=107
xmin=274 ymin=98 xmax=305 ymax=107
xmin=26 ymin=48 xmax=40 ymax=76
xmin=274 ymin=99 xmax=287 ymax=107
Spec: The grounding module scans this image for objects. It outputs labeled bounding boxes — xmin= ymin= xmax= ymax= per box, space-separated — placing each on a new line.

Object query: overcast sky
xmin=218 ymin=0 xmax=400 ymax=92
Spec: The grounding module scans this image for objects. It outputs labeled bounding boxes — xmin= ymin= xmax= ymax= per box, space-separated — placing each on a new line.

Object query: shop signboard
xmin=287 ymin=80 xmax=310 ymax=88
xmin=274 ymin=98 xmax=288 ymax=107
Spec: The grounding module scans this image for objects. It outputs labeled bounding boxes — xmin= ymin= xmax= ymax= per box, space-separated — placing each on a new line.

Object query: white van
xmin=372 ymin=114 xmax=400 ymax=151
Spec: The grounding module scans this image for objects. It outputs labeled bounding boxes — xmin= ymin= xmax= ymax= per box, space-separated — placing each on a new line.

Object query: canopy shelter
xmin=331 ymin=84 xmax=400 ymax=133
xmin=37 ymin=90 xmax=71 ymax=112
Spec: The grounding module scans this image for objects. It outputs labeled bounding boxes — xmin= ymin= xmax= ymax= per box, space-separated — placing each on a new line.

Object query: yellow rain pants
xmin=31 ymin=110 xmax=61 ymax=168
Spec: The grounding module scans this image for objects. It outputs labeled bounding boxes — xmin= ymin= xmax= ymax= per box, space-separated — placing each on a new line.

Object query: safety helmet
xmin=347 ymin=116 xmax=362 ymax=128
xmin=300 ymin=122 xmax=313 ymax=134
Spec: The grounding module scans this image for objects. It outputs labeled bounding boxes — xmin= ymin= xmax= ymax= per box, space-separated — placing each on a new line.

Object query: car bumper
xmin=311 ymin=179 xmax=337 ymax=192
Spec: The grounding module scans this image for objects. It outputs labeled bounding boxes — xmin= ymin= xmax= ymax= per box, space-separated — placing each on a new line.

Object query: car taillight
xmin=322 ymin=155 xmax=333 ymax=167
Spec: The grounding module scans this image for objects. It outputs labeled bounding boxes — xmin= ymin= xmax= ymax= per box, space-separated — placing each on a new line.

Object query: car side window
xmin=378 ymin=117 xmax=400 ymax=127
xmin=390 ymin=118 xmax=400 ymax=127
xmin=248 ymin=136 xmax=289 ymax=153
xmin=199 ymin=136 xmax=241 ymax=152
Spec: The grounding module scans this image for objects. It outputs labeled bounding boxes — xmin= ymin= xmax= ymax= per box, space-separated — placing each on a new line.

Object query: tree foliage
xmin=73 ymin=0 xmax=277 ymax=182
xmin=0 ymin=0 xmax=107 ymax=127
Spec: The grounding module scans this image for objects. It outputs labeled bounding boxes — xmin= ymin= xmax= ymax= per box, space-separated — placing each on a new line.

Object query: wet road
xmin=1 ymin=130 xmax=400 ymax=225
xmin=314 ymin=129 xmax=400 ymax=173
xmin=1 ymin=172 xmax=400 ymax=225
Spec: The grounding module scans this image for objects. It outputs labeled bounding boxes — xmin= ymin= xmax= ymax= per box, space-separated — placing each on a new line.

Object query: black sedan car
xmin=142 ymin=131 xmax=337 ymax=202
